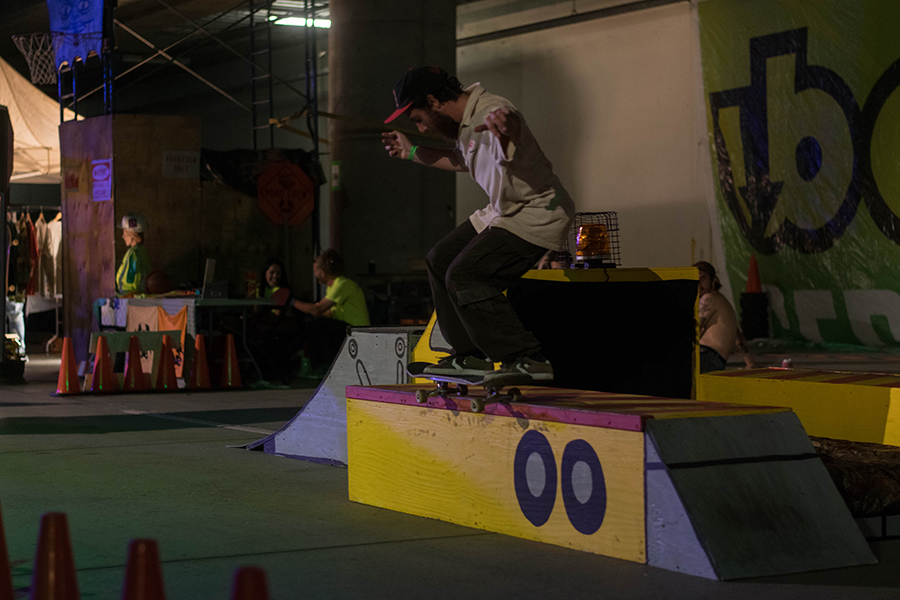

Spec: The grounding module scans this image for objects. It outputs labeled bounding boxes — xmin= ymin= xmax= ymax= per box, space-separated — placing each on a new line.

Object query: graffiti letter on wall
xmin=794 ymin=290 xmax=836 ymax=343
xmin=844 ymin=290 xmax=900 ymax=346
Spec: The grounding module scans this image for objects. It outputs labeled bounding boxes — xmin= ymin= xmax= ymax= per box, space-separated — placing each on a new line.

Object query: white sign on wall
xmin=163 ymin=151 xmax=200 ymax=178
xmin=91 ymin=159 xmax=112 ymax=202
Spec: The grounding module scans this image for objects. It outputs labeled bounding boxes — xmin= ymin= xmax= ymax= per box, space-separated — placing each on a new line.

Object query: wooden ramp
xmin=699 ymin=367 xmax=900 ymax=446
xmin=246 ymin=327 xmax=421 ymax=465
xmin=347 ymin=384 xmax=876 ymax=579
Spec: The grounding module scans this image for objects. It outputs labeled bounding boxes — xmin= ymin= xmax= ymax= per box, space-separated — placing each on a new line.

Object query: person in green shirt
xmin=292 ymin=249 xmax=370 ymax=372
xmin=292 ymin=249 xmax=370 ymax=327
xmin=116 ymin=213 xmax=151 ymax=295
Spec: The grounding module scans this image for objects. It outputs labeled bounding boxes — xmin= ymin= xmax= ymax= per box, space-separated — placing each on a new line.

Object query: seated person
xmin=292 ymin=249 xmax=370 ymax=327
xmin=248 ymin=258 xmax=300 ymax=383
xmin=258 ymin=258 xmax=291 ymax=307
xmin=292 ymin=249 xmax=371 ymax=370
xmin=116 ymin=213 xmax=151 ymax=295
xmin=695 ymin=261 xmax=756 ymax=373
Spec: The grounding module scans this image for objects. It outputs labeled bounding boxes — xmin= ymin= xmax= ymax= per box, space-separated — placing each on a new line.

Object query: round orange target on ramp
xmin=257 ymin=162 xmax=314 ymax=226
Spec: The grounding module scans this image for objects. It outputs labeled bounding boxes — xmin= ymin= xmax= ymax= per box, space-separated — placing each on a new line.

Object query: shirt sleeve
xmin=325 ymin=278 xmax=345 ymax=304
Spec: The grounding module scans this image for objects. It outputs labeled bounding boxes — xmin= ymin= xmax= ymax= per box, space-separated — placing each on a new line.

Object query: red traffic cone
xmin=746 ymin=255 xmax=762 ymax=294
xmin=231 ymin=567 xmax=269 ymax=600
xmin=0 ymin=501 xmax=14 ymax=600
xmin=121 ymin=539 xmax=166 ymax=600
xmin=55 ymin=337 xmax=80 ymax=396
xmin=155 ymin=335 xmax=178 ymax=392
xmin=123 ymin=337 xmax=149 ymax=393
xmin=91 ymin=336 xmax=120 ymax=394
xmin=220 ymin=334 xmax=243 ymax=389
xmin=187 ymin=335 xmax=211 ymax=390
xmin=31 ymin=513 xmax=79 ymax=600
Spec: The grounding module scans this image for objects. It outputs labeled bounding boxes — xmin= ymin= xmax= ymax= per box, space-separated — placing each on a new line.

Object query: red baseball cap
xmin=384 ymin=66 xmax=452 ymax=124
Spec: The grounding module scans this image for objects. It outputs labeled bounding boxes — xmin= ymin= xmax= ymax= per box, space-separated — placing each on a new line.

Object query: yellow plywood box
xmin=699 ymin=368 xmax=900 ymax=446
xmin=347 ymin=384 xmax=874 ymax=579
xmin=347 ymin=396 xmax=647 ymax=562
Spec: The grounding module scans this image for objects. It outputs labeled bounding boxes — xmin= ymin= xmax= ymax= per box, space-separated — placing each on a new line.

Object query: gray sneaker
xmin=488 ymin=355 xmax=554 ymax=381
xmin=423 ymin=355 xmax=493 ymax=377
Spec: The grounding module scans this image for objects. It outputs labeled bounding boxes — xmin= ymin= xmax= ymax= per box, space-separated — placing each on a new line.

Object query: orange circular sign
xmin=257 ymin=162 xmax=315 ymax=226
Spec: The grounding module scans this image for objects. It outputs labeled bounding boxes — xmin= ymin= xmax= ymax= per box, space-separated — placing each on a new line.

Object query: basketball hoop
xmin=12 ymin=33 xmax=58 ymax=85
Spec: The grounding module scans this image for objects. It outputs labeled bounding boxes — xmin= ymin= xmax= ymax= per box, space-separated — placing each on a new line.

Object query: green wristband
xmin=407 ymin=145 xmax=418 ymax=161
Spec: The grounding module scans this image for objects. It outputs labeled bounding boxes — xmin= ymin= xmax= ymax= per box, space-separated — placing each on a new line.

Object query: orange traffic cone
xmin=123 ymin=337 xmax=149 ymax=393
xmin=55 ymin=337 xmax=80 ymax=396
xmin=0 ymin=501 xmax=14 ymax=600
xmin=121 ymin=539 xmax=166 ymax=600
xmin=187 ymin=335 xmax=212 ymax=390
xmin=155 ymin=335 xmax=179 ymax=392
xmin=231 ymin=567 xmax=269 ymax=600
xmin=91 ymin=336 xmax=120 ymax=394
xmin=220 ymin=334 xmax=243 ymax=389
xmin=746 ymin=255 xmax=762 ymax=294
xmin=31 ymin=513 xmax=79 ymax=600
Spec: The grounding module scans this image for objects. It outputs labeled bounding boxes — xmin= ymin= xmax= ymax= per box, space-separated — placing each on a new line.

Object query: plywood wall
xmin=199 ymin=180 xmax=315 ymax=301
xmin=60 ymin=115 xmax=116 ymax=364
xmin=112 ymin=114 xmax=202 ymax=289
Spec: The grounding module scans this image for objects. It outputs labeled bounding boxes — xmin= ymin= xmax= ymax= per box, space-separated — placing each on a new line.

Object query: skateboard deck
xmin=406 ymin=361 xmax=533 ymax=413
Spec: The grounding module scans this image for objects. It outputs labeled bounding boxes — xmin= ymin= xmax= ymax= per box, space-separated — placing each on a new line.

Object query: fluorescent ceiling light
xmin=270 ymin=16 xmax=331 ymax=28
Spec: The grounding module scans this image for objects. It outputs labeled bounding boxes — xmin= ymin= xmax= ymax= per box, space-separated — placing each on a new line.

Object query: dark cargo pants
xmin=425 ymin=220 xmax=548 ymax=363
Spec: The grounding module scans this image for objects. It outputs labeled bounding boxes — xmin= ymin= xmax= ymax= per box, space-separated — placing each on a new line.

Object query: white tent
xmin=0 ymin=56 xmax=74 ymax=184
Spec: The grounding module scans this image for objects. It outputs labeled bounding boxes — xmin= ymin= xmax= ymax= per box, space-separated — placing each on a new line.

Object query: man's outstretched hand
xmin=383 ymin=130 xmax=412 ymax=159
xmin=474 ymin=106 xmax=520 ymax=140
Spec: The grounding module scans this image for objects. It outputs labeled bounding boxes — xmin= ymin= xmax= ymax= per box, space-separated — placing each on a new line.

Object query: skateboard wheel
xmin=415 ymin=389 xmax=429 ymax=403
xmin=470 ymin=398 xmax=484 ymax=413
xmin=457 ymin=384 xmax=469 ymax=396
xmin=508 ymin=387 xmax=522 ymax=401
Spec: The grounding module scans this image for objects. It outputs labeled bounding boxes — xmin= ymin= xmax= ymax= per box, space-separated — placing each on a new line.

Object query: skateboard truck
xmin=406 ymin=362 xmax=529 ymax=413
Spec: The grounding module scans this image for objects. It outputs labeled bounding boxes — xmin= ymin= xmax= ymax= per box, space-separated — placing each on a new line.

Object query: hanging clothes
xmin=25 ymin=214 xmax=38 ymax=296
xmin=9 ymin=218 xmax=31 ymax=302
xmin=46 ymin=216 xmax=62 ymax=296
xmin=34 ymin=211 xmax=48 ymax=296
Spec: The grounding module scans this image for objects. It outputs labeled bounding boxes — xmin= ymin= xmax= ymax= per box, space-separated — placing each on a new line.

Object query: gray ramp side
xmin=647 ymin=413 xmax=877 ymax=580
xmin=645 ymin=434 xmax=716 ymax=579
xmin=247 ymin=327 xmax=420 ymax=465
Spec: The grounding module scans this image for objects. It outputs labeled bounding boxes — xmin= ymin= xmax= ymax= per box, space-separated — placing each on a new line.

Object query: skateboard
xmin=406 ymin=361 xmax=533 ymax=413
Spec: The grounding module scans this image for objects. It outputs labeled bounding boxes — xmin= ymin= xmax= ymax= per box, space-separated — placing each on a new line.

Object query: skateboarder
xmin=382 ymin=67 xmax=574 ymax=381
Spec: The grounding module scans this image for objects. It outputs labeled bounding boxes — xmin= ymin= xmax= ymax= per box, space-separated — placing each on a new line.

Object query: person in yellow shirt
xmin=292 ymin=249 xmax=370 ymax=327
xmin=292 ymin=249 xmax=370 ymax=372
xmin=116 ymin=213 xmax=151 ymax=295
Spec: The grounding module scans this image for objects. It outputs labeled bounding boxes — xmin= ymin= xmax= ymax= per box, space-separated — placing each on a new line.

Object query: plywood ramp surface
xmin=347 ymin=397 xmax=646 ymax=562
xmin=700 ymin=367 xmax=900 ymax=445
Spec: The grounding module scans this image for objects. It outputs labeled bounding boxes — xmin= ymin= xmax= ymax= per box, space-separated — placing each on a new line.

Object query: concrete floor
xmin=2 ymin=353 xmax=900 ymax=599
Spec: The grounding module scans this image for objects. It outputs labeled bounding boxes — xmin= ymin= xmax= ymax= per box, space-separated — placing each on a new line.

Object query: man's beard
xmin=428 ymin=109 xmax=460 ymax=140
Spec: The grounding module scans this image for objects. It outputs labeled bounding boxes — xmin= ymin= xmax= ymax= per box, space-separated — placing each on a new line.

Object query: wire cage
xmin=560 ymin=211 xmax=621 ymax=268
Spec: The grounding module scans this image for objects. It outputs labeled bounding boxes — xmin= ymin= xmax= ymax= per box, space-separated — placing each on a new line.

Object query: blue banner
xmin=46 ymin=0 xmax=105 ymax=69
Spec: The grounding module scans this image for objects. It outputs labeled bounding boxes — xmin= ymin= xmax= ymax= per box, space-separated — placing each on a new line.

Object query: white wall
xmin=456 ymin=1 xmax=720 ymax=270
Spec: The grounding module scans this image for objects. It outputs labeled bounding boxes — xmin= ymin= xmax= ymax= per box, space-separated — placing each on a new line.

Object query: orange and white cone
xmin=31 ymin=513 xmax=79 ymax=600
xmin=231 ymin=566 xmax=269 ymax=600
xmin=155 ymin=335 xmax=178 ymax=392
xmin=121 ymin=539 xmax=166 ymax=600
xmin=123 ymin=336 xmax=149 ymax=392
xmin=746 ymin=255 xmax=762 ymax=294
xmin=220 ymin=334 xmax=243 ymax=389
xmin=90 ymin=336 xmax=120 ymax=394
xmin=55 ymin=337 xmax=80 ymax=396
xmin=0 ymin=501 xmax=14 ymax=600
xmin=187 ymin=334 xmax=211 ymax=390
